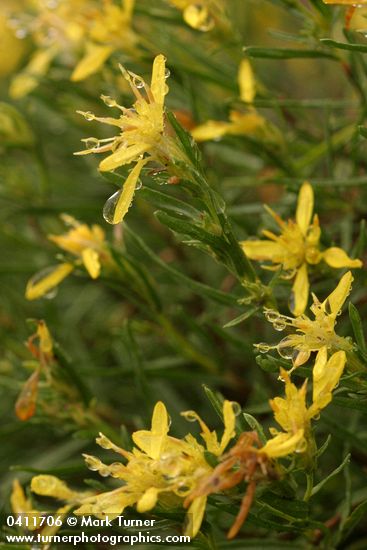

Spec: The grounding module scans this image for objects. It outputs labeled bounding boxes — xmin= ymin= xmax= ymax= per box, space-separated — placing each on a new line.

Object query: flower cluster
xmin=26 ymin=215 xmax=110 ymax=300
xmin=241 ymin=182 xmax=362 ymax=315
xmin=5 ymin=0 xmax=138 ymax=98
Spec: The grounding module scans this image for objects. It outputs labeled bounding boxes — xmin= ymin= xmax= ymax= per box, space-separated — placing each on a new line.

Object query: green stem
xmin=303 ymin=471 xmax=314 ymax=502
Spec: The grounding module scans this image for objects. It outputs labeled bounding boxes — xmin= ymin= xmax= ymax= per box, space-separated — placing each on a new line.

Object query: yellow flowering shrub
xmin=2 ymin=1 xmax=367 ymax=548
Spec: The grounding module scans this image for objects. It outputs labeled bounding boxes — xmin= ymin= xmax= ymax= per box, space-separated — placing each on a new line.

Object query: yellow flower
xmin=261 ymin=350 xmax=346 ymax=458
xmin=25 ymin=215 xmax=108 ymax=300
xmin=167 ymin=0 xmax=225 ymax=31
xmin=241 ymin=182 xmax=362 ymax=315
xmin=11 ymin=478 xmax=87 ymax=536
xmin=7 ymin=0 xmax=137 ymax=98
xmin=75 ymin=54 xmax=173 ymax=224
xmin=191 ymin=60 xmax=281 ymax=145
xmin=35 ymin=400 xmax=236 ymax=538
xmin=257 ymin=271 xmax=354 ymax=367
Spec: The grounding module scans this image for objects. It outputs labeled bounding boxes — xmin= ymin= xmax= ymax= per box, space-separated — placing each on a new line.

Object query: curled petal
xmin=296 ymin=181 xmax=314 ymax=236
xmin=31 ymin=475 xmax=76 ymax=501
xmin=323 ymin=247 xmax=362 ymax=269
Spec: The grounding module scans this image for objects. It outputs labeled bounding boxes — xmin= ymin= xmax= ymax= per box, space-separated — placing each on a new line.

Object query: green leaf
xmin=166 ymin=111 xmax=202 ymax=171
xmin=349 ymin=302 xmax=367 ymax=355
xmin=155 ymin=210 xmax=223 ymax=249
xmin=311 ymin=454 xmax=350 ymax=497
xmin=223 ymin=306 xmax=259 ymax=328
xmin=321 ymin=38 xmax=367 ymax=54
xmin=139 ymin=186 xmax=201 ymax=219
xmin=340 ymin=498 xmax=367 ymax=542
xmin=125 ymin=226 xmax=237 ymax=306
xmin=244 ymin=46 xmax=337 ymax=60
xmin=333 ymin=396 xmax=367 ymax=414
xmin=243 ymin=412 xmax=267 ymax=444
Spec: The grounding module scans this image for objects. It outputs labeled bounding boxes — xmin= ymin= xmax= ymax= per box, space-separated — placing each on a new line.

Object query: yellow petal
xmin=322 ymin=271 xmax=353 ymax=317
xmin=184 ymin=496 xmax=207 ymax=537
xmin=37 ymin=320 xmax=53 ymax=354
xmin=82 ymin=248 xmax=101 ymax=279
xmin=240 ymin=240 xmax=284 ymax=261
xmin=99 ymin=143 xmax=148 ymax=172
xmin=71 ymin=43 xmax=113 ymax=82
xmin=9 ymin=47 xmax=57 ymax=99
xmin=31 ymin=475 xmax=76 ymax=501
xmin=227 ymin=111 xmax=266 ymax=135
xmin=191 ymin=120 xmax=231 ymax=142
xmin=290 ymin=263 xmax=309 ymax=316
xmin=107 ymin=159 xmax=146 ymax=224
xmin=312 ymin=349 xmax=346 ymax=411
xmin=11 ymin=480 xmax=32 ymax=514
xmin=181 ymin=409 xmax=219 ymax=454
xmin=323 ymin=247 xmax=362 ymax=269
xmin=260 ymin=429 xmax=304 ymax=458
xmin=238 ymin=59 xmax=256 ymax=103
xmin=137 ymin=487 xmax=159 ymax=513
xmin=296 ymin=181 xmax=314 ymax=236
xmin=219 ymin=400 xmax=236 ymax=454
xmin=150 ymin=54 xmax=167 ymax=106
xmin=183 ymin=5 xmax=214 ymax=31
xmin=132 ymin=401 xmax=169 ymax=459
xmin=25 ymin=263 xmax=74 ymax=300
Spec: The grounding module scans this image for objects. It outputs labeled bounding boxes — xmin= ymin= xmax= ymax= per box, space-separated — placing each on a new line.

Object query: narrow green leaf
xmin=139 ymin=186 xmax=200 ymax=219
xmin=321 ymin=38 xmax=367 ymax=53
xmin=349 ymin=302 xmax=367 ymax=354
xmin=340 ymin=498 xmax=367 ymax=542
xmin=245 ymin=46 xmax=337 ymax=60
xmin=243 ymin=412 xmax=267 ymax=444
xmin=311 ymin=454 xmax=350 ymax=497
xmin=223 ymin=306 xmax=259 ymax=328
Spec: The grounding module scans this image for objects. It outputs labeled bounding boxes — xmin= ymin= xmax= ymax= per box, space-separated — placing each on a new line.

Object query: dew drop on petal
xmin=84 ymin=111 xmax=95 ymax=121
xmin=164 ymin=68 xmax=171 ymax=79
xmin=135 ymin=178 xmax=142 ymax=190
xmin=103 ymin=190 xmax=127 ymax=225
xmin=183 ymin=411 xmax=198 ymax=422
xmin=256 ymin=343 xmax=270 ymax=353
xmin=44 ymin=287 xmax=58 ymax=300
xmin=132 ymin=75 xmax=145 ymax=89
xmin=264 ymin=309 xmax=279 ymax=323
xmin=101 ymin=94 xmax=116 ymax=107
xmin=277 ymin=337 xmax=294 ymax=360
xmin=231 ymin=401 xmax=242 ymax=416
xmin=273 ymin=319 xmax=286 ymax=331
xmin=84 ymin=137 xmax=100 ymax=150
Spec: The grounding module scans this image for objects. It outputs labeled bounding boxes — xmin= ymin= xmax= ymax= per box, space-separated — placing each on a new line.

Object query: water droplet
xmin=44 ymin=287 xmax=58 ymax=300
xmin=231 ymin=401 xmax=242 ymax=416
xmin=277 ymin=374 xmax=285 ymax=382
xmin=99 ymin=469 xmax=110 ymax=478
xmin=295 ymin=439 xmax=307 ymax=453
xmin=83 ymin=111 xmax=95 ymax=121
xmin=101 ymin=94 xmax=117 ymax=108
xmin=256 ymin=343 xmax=270 ymax=353
xmin=83 ymin=137 xmax=100 ymax=150
xmin=273 ymin=319 xmax=286 ymax=331
xmin=264 ymin=309 xmax=280 ymax=323
xmin=183 ymin=411 xmax=198 ymax=422
xmin=103 ymin=190 xmax=122 ymax=225
xmin=135 ymin=178 xmax=142 ymax=190
xmin=277 ymin=337 xmax=294 ymax=360
xmin=132 ymin=75 xmax=145 ymax=89
xmin=164 ymin=68 xmax=171 ymax=79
